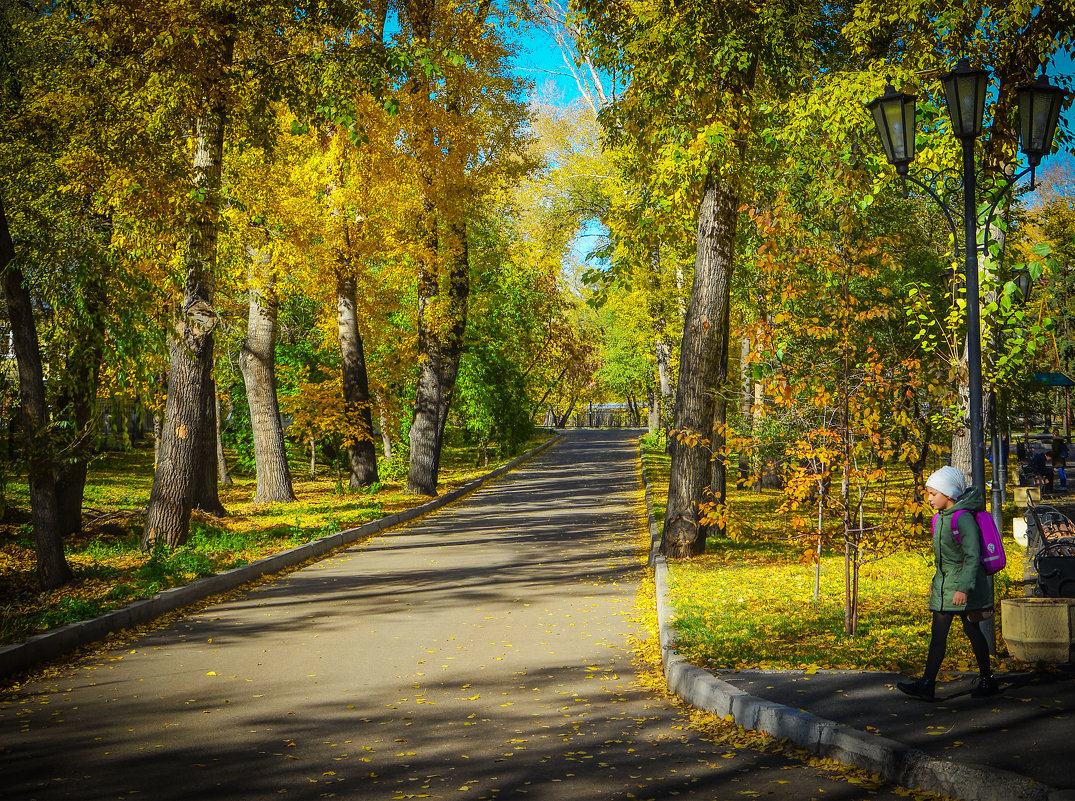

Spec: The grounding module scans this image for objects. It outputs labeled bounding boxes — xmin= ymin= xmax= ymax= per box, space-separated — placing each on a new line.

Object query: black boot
xmin=897 ymin=677 xmax=936 ymax=700
xmin=970 ymin=675 xmax=1000 ymax=698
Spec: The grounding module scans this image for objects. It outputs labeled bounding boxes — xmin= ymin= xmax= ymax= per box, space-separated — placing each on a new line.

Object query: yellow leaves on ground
xmin=643 ymin=441 xmax=1028 ymax=672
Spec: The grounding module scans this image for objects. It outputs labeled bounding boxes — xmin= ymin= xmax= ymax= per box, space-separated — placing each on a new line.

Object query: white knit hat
xmin=926 ymin=465 xmax=967 ymax=501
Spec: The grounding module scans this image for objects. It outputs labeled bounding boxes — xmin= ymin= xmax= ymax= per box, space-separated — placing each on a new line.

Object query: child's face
xmin=927 ymin=487 xmax=953 ymax=510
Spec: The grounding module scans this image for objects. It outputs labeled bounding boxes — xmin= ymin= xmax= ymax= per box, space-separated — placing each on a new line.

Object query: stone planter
xmin=1013 ymin=516 xmax=1028 ymax=548
xmin=1014 ymin=486 xmax=1041 ymax=508
xmin=1001 ymin=597 xmax=1075 ymax=664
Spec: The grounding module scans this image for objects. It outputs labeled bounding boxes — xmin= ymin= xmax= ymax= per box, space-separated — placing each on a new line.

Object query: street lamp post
xmin=868 ymin=59 xmax=1064 ymax=500
xmin=869 ymin=60 xmax=1064 ymax=652
xmin=991 ymin=267 xmax=1035 ymax=513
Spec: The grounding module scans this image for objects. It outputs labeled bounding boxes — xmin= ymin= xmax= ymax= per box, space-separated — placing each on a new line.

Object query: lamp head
xmin=1017 ymin=72 xmax=1064 ymax=167
xmin=939 ymin=57 xmax=990 ymax=139
xmin=867 ymin=79 xmax=918 ymax=174
xmin=1010 ymin=267 xmax=1034 ymax=304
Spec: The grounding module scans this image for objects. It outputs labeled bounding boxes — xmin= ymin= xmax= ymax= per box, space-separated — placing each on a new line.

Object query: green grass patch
xmin=0 ymin=433 xmax=553 ymax=646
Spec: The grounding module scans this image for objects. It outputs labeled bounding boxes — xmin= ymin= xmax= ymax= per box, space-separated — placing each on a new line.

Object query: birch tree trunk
xmin=215 ymin=389 xmax=231 ymax=487
xmin=375 ymin=393 xmax=394 ymax=463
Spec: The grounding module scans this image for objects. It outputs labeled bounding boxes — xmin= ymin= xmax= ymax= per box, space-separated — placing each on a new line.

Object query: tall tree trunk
xmin=337 ymin=270 xmax=379 ymax=488
xmin=375 ymin=392 xmax=394 ymax=463
xmin=648 ymin=244 xmax=674 ymax=425
xmin=55 ymin=267 xmax=107 ymax=536
xmin=708 ymin=299 xmax=733 ymax=538
xmin=143 ymin=32 xmax=232 ymax=547
xmin=215 ymin=388 xmax=231 ymax=487
xmin=408 ymin=221 xmax=470 ymax=496
xmin=0 ymin=192 xmax=72 ymax=589
xmin=662 ymin=167 xmax=742 ymax=559
xmin=240 ymin=256 xmax=296 ymax=504
xmin=738 ymin=336 xmax=752 ymax=484
xmin=555 ymin=398 xmax=577 ymax=428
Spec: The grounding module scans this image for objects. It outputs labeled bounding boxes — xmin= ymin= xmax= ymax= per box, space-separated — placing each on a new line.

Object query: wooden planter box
xmin=1001 ymin=597 xmax=1075 ymax=664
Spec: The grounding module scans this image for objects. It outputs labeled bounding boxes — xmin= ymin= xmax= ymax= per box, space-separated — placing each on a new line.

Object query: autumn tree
xmin=577 ymin=0 xmax=820 ymax=557
xmin=398 ymin=0 xmax=533 ymax=496
xmin=843 ymin=0 xmax=1075 ymax=477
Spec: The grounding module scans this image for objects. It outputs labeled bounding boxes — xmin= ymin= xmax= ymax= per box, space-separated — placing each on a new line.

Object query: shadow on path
xmin=0 ymin=430 xmax=914 ymax=801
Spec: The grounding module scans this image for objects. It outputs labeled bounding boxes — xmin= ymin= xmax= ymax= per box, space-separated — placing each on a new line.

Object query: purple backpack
xmin=940 ymin=510 xmax=1006 ymax=575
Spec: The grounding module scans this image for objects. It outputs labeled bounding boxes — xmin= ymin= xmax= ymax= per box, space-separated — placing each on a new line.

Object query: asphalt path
xmin=1 ymin=430 xmax=911 ymax=801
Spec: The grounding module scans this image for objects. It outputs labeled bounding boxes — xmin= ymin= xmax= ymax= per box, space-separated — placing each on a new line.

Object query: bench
xmin=1023 ymin=504 xmax=1075 ymax=597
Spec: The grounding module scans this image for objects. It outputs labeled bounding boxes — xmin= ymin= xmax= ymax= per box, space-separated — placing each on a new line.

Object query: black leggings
xmin=923 ymin=610 xmax=992 ymax=681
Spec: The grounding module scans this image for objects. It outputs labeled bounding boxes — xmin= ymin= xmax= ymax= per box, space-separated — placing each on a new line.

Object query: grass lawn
xmin=0 ymin=435 xmax=552 ymax=647
xmin=642 ymin=438 xmax=1029 ymax=674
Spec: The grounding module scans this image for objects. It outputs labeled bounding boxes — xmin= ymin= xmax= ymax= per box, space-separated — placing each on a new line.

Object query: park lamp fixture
xmin=939 ymin=58 xmax=990 ymax=139
xmin=1011 ymin=266 xmax=1034 ymax=305
xmin=868 ymin=63 xmax=1064 ymax=179
xmin=866 ymin=57 xmax=1064 ymax=648
xmin=1017 ymin=72 xmax=1065 ymax=183
xmin=866 ymin=79 xmax=917 ymax=175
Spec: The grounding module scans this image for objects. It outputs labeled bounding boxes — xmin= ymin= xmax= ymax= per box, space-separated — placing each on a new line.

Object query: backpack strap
xmin=949 ymin=510 xmax=965 ymax=544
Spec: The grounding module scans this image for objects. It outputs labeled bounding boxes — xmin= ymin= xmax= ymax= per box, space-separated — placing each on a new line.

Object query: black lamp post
xmin=990 ymin=267 xmax=1035 ymax=515
xmin=868 ymin=60 xmax=1064 ymax=504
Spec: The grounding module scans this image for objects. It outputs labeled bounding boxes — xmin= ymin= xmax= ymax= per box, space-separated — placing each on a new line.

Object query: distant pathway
xmin=1 ymin=430 xmax=907 ymax=800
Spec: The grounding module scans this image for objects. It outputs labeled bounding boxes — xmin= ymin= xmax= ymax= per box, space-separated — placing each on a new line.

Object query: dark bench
xmin=1023 ymin=504 xmax=1075 ymax=597
xmin=1019 ymin=468 xmax=1051 ymax=491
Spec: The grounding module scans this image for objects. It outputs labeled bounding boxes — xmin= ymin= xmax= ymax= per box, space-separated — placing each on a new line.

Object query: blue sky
xmin=510 ymin=31 xmax=592 ymax=107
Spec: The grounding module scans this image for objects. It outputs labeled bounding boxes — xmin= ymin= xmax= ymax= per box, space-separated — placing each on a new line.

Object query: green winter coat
xmin=929 ymin=486 xmax=992 ymax=613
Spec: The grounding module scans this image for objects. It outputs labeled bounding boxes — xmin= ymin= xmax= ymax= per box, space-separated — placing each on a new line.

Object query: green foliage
xmin=136 ymin=542 xmax=216 ymax=594
xmin=456 ymin=343 xmax=535 ymax=456
xmin=40 ymin=597 xmax=104 ymax=629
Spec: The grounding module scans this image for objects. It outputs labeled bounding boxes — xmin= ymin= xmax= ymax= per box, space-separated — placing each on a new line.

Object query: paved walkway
xmin=716 ymin=651 xmax=1075 ymax=792
xmin=0 ymin=430 xmax=912 ymax=801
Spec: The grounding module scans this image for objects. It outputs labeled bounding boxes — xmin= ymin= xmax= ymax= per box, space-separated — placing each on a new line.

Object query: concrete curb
xmin=636 ymin=440 xmax=1063 ymax=801
xmin=0 ymin=434 xmax=562 ymax=679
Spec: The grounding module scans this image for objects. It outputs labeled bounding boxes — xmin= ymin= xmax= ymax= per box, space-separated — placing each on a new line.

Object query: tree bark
xmin=708 ymin=298 xmax=732 ymax=538
xmin=143 ymin=32 xmax=232 ymax=547
xmin=649 ymin=245 xmax=674 ymax=426
xmin=662 ymin=167 xmax=741 ymax=559
xmin=408 ymin=221 xmax=470 ymax=496
xmin=239 ymin=253 xmax=296 ymax=504
xmin=55 ymin=268 xmax=107 ymax=536
xmin=189 ymin=373 xmax=226 ymax=516
xmin=214 ymin=387 xmax=231 ymax=486
xmin=375 ymin=392 xmax=394 ymax=463
xmin=337 ymin=270 xmax=379 ymax=488
xmin=0 ymin=192 xmax=72 ymax=589
xmin=738 ymin=336 xmax=752 ymax=484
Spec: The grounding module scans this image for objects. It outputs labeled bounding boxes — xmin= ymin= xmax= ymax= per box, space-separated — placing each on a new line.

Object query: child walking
xmin=897 ymin=465 xmax=999 ymax=700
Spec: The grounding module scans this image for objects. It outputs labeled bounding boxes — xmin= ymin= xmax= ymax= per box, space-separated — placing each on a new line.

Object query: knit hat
xmin=926 ymin=465 xmax=967 ymax=501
